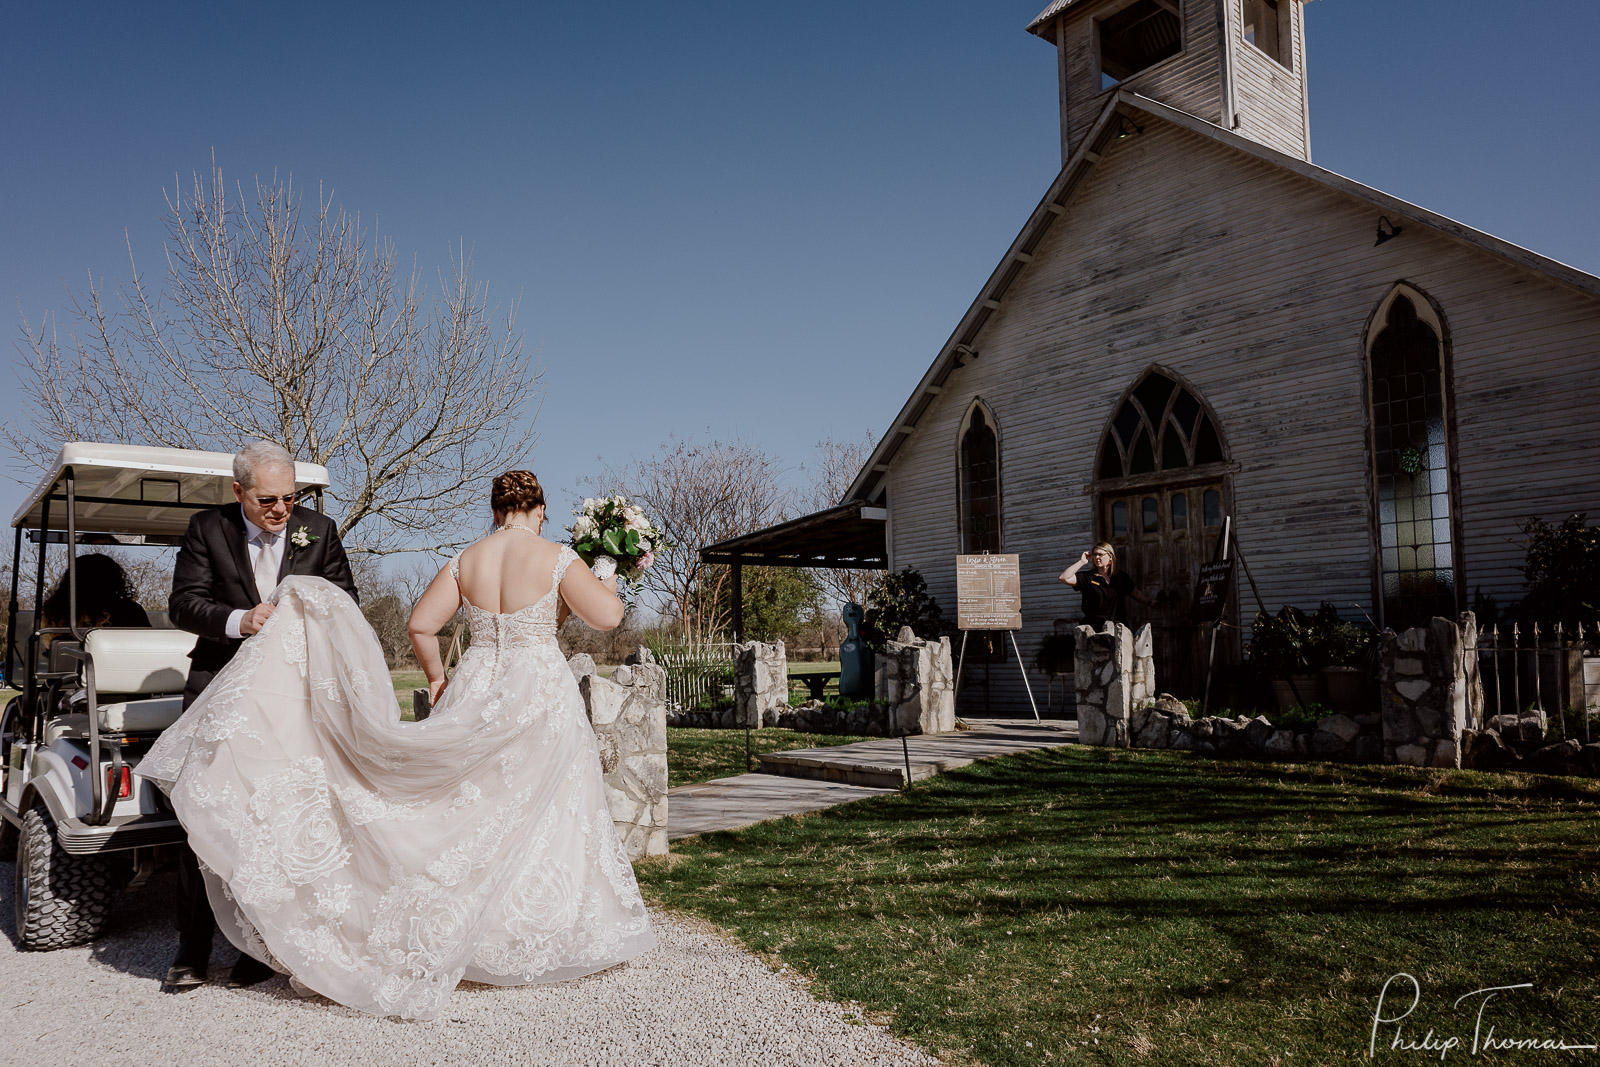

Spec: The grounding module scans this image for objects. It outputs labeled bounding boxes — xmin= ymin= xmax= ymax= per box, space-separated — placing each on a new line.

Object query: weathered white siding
xmin=1230 ymin=0 xmax=1309 ymax=158
xmin=884 ymin=119 xmax=1600 ymax=715
xmin=1057 ymin=0 xmax=1224 ymax=158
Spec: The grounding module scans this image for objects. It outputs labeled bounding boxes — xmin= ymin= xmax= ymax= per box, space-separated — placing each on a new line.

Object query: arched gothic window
xmin=1096 ymin=370 xmax=1226 ymax=481
xmin=1368 ymin=287 xmax=1457 ymax=627
xmin=959 ymin=402 xmax=1001 ymax=553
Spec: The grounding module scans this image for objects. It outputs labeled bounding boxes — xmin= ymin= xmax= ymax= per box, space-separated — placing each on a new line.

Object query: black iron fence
xmin=1473 ymin=623 xmax=1599 ymax=744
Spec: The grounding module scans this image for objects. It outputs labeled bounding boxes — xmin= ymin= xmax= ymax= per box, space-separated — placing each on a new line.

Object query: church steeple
xmin=1028 ymin=0 xmax=1312 ymax=165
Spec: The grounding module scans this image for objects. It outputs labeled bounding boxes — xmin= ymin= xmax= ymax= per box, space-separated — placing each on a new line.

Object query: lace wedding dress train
xmin=142 ymin=548 xmax=656 ymax=1019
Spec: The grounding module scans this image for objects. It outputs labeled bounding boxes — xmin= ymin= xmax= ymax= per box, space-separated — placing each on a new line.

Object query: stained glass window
xmin=960 ymin=405 xmax=1001 ymax=553
xmin=1097 ymin=371 xmax=1227 ymax=480
xmin=1369 ymin=293 xmax=1456 ymax=627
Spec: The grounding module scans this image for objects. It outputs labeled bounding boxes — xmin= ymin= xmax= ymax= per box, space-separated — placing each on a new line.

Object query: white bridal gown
xmin=142 ymin=548 xmax=656 ymax=1020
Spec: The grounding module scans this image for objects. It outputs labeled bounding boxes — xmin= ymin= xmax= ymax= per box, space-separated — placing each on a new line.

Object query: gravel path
xmin=1 ymin=870 xmax=938 ymax=1067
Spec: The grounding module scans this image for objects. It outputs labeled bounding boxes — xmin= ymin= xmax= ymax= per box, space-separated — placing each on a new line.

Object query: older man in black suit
xmin=163 ymin=440 xmax=359 ymax=993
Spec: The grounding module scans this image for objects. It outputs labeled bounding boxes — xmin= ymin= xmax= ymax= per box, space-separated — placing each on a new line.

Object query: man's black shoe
xmin=161 ymin=962 xmax=207 ymax=993
xmin=226 ymin=954 xmax=275 ymax=988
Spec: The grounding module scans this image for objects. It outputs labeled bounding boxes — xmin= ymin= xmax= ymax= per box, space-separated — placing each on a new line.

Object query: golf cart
xmin=2 ymin=443 xmax=329 ymax=949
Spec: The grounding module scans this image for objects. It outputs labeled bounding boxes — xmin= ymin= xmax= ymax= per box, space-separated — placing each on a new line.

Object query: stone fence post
xmin=734 ymin=640 xmax=788 ymax=728
xmin=875 ymin=626 xmax=955 ymax=734
xmin=1379 ymin=612 xmax=1483 ymax=769
xmin=569 ymin=654 xmax=669 ymax=859
xmin=1073 ymin=622 xmax=1154 ymax=746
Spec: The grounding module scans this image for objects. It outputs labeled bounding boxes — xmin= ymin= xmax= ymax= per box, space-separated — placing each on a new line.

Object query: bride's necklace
xmin=499 ymin=521 xmax=542 ymax=536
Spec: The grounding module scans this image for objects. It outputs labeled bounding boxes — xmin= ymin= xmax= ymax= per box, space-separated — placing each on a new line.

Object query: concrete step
xmin=755 ymin=718 xmax=1079 ymax=789
xmin=667 ymin=773 xmax=895 ymax=839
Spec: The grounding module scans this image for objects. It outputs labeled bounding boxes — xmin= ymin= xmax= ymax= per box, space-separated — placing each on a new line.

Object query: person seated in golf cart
xmin=38 ymin=554 xmax=151 ymax=648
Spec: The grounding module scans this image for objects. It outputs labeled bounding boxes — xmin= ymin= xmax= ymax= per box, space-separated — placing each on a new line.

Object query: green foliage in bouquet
xmin=567 ymin=495 xmax=670 ymax=583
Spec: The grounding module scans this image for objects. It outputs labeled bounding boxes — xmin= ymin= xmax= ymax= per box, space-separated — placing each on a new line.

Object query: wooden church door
xmin=1092 ymin=369 xmax=1234 ymax=697
xmin=1102 ymin=483 xmax=1226 ymax=695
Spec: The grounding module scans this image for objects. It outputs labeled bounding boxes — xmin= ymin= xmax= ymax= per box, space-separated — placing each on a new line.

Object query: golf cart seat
xmin=85 ymin=628 xmax=196 ymax=694
xmin=46 ymin=628 xmax=200 ymax=737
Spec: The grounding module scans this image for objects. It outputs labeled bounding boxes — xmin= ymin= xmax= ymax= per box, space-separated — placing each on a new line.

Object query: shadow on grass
xmin=642 ymin=745 xmax=1600 ymax=1066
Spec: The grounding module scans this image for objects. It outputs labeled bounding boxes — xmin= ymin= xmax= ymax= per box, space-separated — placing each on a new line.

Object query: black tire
xmin=0 ymin=700 xmax=20 ymax=861
xmin=15 ymin=802 xmax=115 ymax=949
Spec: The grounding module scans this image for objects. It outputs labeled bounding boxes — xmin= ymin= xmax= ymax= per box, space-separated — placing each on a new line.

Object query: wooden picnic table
xmin=789 ymin=670 xmax=841 ymax=701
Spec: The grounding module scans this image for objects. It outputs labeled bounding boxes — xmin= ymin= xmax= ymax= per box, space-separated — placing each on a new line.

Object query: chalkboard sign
xmin=1191 ymin=559 xmax=1235 ymax=622
xmin=956 ymin=554 xmax=1023 ymax=631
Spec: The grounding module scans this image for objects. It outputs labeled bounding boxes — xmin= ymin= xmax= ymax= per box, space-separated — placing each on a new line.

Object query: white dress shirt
xmin=224 ymin=515 xmax=287 ymax=639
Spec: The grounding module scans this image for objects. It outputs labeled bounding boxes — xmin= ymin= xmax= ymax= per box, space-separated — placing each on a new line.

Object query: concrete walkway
xmin=668 ymin=718 xmax=1078 ymax=840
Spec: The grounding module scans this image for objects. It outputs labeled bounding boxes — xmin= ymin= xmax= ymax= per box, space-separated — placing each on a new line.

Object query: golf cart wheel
xmin=15 ymin=802 xmax=115 ymax=950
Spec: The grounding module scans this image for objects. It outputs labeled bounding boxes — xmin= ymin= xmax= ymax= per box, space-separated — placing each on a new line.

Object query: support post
xmin=953 ymin=631 xmax=970 ymax=712
xmin=1007 ymin=630 xmax=1041 ymax=721
xmin=730 ymin=558 xmax=743 ymax=642
xmin=1200 ymin=516 xmax=1232 ymax=715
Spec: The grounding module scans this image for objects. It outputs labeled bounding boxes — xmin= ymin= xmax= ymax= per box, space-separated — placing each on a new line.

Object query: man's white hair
xmin=233 ymin=440 xmax=296 ymax=490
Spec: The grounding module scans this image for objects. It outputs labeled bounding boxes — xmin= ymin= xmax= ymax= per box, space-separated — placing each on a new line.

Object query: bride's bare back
xmin=407 ymin=522 xmax=624 ymax=701
xmin=455 ymin=530 xmax=564 ymax=615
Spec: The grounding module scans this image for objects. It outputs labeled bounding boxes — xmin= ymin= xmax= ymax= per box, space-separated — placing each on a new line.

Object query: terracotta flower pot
xmin=1271 ymin=674 xmax=1326 ymax=711
xmin=1321 ymin=666 xmax=1368 ymax=713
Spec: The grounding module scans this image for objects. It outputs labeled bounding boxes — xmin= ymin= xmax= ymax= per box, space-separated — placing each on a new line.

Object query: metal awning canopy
xmin=12 ymin=442 xmax=331 ymax=537
xmin=701 ymin=502 xmax=889 ymax=571
xmin=701 ymin=501 xmax=888 ymax=640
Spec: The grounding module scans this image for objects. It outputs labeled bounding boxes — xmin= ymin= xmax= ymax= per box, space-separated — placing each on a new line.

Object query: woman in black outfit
xmin=1059 ymin=541 xmax=1151 ymax=628
xmin=39 ymin=553 xmax=151 ymax=643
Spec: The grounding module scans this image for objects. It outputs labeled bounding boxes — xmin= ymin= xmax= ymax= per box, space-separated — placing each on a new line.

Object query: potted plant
xmin=1308 ymin=602 xmax=1376 ymax=713
xmin=1248 ymin=606 xmax=1325 ymax=710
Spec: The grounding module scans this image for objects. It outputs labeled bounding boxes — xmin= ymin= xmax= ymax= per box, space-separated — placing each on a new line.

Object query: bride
xmin=142 ymin=470 xmax=656 ymax=1020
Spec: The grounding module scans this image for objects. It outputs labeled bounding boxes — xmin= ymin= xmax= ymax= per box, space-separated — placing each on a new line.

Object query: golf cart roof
xmin=11 ymin=443 xmax=331 ymax=538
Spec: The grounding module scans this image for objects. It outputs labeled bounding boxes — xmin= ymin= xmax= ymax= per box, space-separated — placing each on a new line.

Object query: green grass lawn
xmin=666 ymin=727 xmax=873 ymax=788
xmin=637 ymin=746 xmax=1600 ymax=1066
xmin=392 ymin=669 xmax=426 ymax=719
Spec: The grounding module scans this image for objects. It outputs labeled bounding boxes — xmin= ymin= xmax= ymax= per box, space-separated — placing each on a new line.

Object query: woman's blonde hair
xmin=1092 ymin=541 xmax=1118 ymax=576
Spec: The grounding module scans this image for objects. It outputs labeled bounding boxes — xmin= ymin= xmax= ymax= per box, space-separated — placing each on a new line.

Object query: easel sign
xmin=1191 ymin=559 xmax=1235 ymax=623
xmin=952 ymin=553 xmax=1039 ymax=720
xmin=955 ymin=553 xmax=1023 ymax=630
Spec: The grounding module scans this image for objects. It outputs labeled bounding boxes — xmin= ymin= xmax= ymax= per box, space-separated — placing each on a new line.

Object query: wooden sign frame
xmin=952 ymin=553 xmax=1039 ymax=720
xmin=955 ymin=553 xmax=1023 ymax=631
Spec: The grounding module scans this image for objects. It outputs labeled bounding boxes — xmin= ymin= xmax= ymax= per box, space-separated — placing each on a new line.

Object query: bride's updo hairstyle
xmin=492 ymin=470 xmax=545 ymax=516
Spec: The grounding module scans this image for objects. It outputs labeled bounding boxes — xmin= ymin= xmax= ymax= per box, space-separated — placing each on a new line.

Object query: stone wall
xmin=1130 ymin=694 xmax=1385 ymax=762
xmin=569 ymin=654 xmax=669 ymax=859
xmin=733 ymin=640 xmax=788 ymax=729
xmin=1072 ymin=622 xmax=1153 ymax=747
xmin=1379 ymin=613 xmax=1484 ymax=769
xmin=875 ymin=627 xmax=956 ymax=734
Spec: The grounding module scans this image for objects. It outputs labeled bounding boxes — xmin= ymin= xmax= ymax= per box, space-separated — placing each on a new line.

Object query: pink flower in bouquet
xmin=639 ymin=550 xmax=655 ymax=570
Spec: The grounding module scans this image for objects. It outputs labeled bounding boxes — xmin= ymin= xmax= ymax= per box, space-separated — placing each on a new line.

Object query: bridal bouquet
xmin=567 ymin=495 xmax=669 ymax=584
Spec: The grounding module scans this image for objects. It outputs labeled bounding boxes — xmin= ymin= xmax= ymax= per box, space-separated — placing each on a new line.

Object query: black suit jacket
xmin=169 ymin=504 xmax=358 ymax=706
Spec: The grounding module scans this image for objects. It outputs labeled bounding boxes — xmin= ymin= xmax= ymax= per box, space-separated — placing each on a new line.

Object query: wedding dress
xmin=142 ymin=546 xmax=656 ymax=1020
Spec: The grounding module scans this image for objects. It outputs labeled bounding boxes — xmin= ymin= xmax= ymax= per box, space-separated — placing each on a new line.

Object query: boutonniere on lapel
xmin=288 ymin=526 xmax=318 ymax=556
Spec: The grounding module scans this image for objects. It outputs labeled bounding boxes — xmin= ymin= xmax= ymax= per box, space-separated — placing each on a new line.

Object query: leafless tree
xmin=803 ymin=433 xmax=883 ymax=612
xmin=12 ymin=163 xmax=539 ymax=555
xmin=350 ymin=556 xmax=447 ymax=666
xmin=591 ymin=437 xmax=790 ymax=639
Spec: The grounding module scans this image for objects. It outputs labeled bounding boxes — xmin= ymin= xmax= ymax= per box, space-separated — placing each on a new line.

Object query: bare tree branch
xmin=9 ymin=163 xmax=540 ymax=555
xmin=589 ymin=437 xmax=790 ymax=640
xmin=803 ymin=433 xmax=883 ymax=611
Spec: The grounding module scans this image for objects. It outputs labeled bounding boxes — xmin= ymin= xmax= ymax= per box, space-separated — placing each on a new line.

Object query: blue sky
xmin=3 ymin=0 xmax=1598 ymax=543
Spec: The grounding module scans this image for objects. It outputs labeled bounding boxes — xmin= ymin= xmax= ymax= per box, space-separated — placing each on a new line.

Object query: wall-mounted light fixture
xmin=1374 ymin=216 xmax=1404 ymax=246
xmin=1115 ymin=116 xmax=1144 ymax=139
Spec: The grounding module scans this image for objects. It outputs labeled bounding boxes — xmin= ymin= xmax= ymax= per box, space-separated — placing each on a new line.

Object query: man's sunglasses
xmin=253 ymin=494 xmax=298 ymax=508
